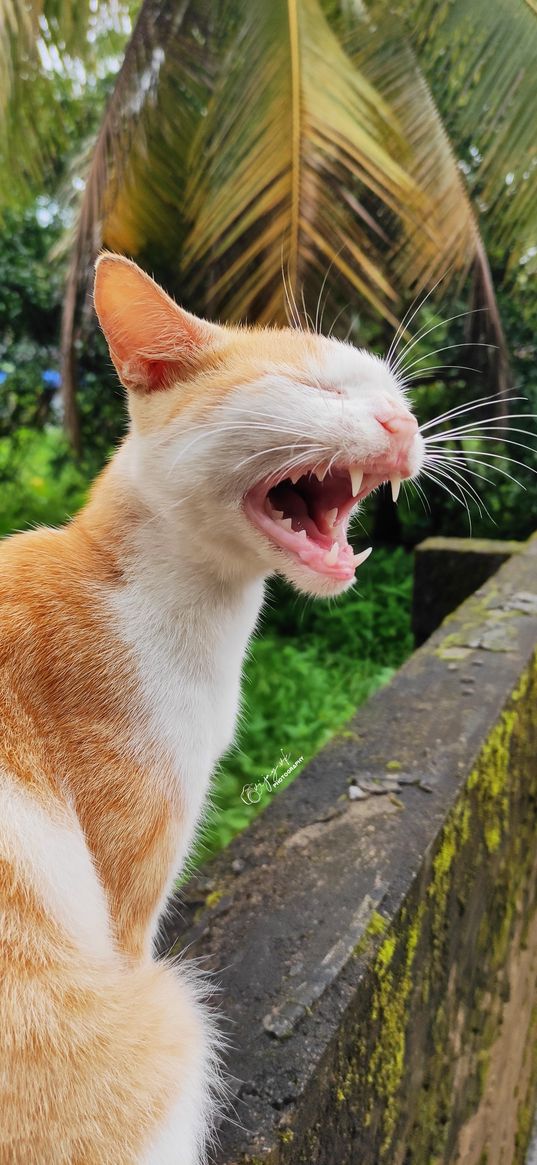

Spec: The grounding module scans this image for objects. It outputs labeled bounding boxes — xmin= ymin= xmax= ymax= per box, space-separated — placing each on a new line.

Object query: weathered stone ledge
xmin=164 ymin=534 xmax=537 ymax=1164
xmin=412 ymin=534 xmax=525 ymax=645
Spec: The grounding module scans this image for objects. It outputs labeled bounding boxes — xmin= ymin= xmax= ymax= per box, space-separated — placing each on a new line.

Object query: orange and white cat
xmin=0 ymin=254 xmax=424 ymax=1163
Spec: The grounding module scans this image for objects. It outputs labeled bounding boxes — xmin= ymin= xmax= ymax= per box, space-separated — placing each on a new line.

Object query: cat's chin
xmin=243 ymin=461 xmax=385 ymax=592
xmin=276 ymin=558 xmax=361 ymax=598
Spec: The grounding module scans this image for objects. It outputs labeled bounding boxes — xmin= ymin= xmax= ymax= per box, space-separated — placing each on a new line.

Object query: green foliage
xmin=0 ymin=427 xmax=89 ymax=538
xmin=0 ymin=2 xmax=137 ymax=211
xmin=0 ymin=203 xmax=126 ymax=485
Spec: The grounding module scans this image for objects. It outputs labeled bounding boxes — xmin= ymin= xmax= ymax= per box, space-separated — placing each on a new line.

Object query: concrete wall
xmin=164 ymin=534 xmax=537 ymax=1164
xmin=412 ymin=535 xmax=525 ymax=645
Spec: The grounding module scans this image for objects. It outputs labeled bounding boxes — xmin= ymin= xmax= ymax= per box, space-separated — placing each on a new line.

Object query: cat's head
xmin=94 ymin=253 xmax=424 ymax=597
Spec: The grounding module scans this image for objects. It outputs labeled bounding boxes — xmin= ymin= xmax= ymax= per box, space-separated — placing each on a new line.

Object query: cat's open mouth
xmin=244 ymin=463 xmax=400 ymax=580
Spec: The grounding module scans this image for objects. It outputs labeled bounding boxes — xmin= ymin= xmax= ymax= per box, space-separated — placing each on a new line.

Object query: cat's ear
xmin=93 ymin=253 xmax=222 ymax=393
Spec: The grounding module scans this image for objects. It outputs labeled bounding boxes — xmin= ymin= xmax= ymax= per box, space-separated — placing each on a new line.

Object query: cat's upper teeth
xmin=326 ymin=507 xmax=338 ymax=528
xmin=280 ymin=516 xmax=294 ymax=530
xmin=390 ymin=475 xmax=402 ymax=503
xmin=349 ymin=467 xmax=363 ymax=497
xmin=288 ymin=468 xmax=303 ymax=485
xmin=317 ymin=463 xmax=330 ymax=482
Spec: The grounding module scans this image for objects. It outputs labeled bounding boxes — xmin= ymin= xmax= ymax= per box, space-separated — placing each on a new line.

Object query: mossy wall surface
xmin=283 ymin=655 xmax=537 ymax=1165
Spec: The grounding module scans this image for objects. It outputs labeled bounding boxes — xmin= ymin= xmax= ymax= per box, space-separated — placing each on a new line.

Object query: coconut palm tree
xmin=2 ymin=0 xmax=537 ymax=449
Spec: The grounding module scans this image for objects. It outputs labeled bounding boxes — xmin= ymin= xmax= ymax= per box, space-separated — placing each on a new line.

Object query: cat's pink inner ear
xmin=93 ymin=253 xmax=218 ymax=392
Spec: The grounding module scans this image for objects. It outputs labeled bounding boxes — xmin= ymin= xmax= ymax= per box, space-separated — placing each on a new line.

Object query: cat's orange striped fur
xmin=0 ymin=254 xmax=423 ymax=1162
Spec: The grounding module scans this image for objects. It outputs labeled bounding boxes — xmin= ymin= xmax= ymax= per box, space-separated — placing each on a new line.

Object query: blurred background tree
xmin=1 ymin=0 xmax=536 ymax=853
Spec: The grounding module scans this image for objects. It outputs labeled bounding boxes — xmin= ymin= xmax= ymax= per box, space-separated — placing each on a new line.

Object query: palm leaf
xmin=181 ymin=0 xmax=433 ymax=326
xmin=391 ymin=0 xmax=537 ymax=270
xmin=327 ymin=1 xmax=510 ymax=394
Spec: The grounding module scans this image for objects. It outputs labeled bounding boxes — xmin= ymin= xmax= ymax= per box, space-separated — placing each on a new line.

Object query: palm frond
xmin=391 ymin=0 xmax=537 ymax=269
xmin=327 ymin=1 xmax=510 ymax=394
xmin=181 ymin=0 xmax=432 ymax=326
xmin=339 ymin=15 xmax=477 ymax=290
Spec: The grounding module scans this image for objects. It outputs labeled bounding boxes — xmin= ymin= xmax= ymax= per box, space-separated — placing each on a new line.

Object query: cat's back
xmin=0 ymin=520 xmax=130 ymax=788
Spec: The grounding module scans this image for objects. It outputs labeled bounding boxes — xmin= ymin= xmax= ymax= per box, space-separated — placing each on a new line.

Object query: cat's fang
xmin=349 ymin=467 xmax=363 ymax=497
xmin=390 ymin=475 xmax=401 ymax=503
xmin=325 ymin=543 xmax=339 ymax=566
xmin=353 ymin=546 xmax=373 ymax=567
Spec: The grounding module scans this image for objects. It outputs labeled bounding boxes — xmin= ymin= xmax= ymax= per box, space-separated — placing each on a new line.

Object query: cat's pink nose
xmin=375 ymin=398 xmax=419 ymax=473
xmin=375 ymin=399 xmax=418 ymax=437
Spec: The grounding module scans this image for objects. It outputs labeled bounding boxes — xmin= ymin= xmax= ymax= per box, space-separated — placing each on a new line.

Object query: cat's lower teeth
xmin=325 ymin=543 xmax=339 ymax=566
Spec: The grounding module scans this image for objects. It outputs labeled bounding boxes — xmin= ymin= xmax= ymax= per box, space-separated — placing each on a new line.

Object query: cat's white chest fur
xmin=110 ymin=563 xmax=265 ymax=855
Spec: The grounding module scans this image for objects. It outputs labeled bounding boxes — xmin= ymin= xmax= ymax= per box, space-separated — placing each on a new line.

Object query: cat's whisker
xmin=420 ymin=465 xmax=474 ymax=531
xmin=328 ymin=302 xmax=351 ymax=339
xmin=426 ymin=459 xmax=486 ymax=515
xmin=419 ymin=392 xmax=525 ymax=434
xmin=284 ymin=259 xmax=304 ymax=331
xmin=391 ymin=307 xmax=490 ymax=376
xmin=386 ymin=265 xmax=454 ymax=369
xmin=280 ymin=248 xmax=301 ymax=330
xmin=167 ymin=421 xmax=322 ymax=475
xmin=316 ymin=243 xmax=350 ymax=336
xmin=300 ymin=285 xmax=315 ymax=333
xmin=423 ymin=415 xmax=537 ymax=440
xmin=424 ymin=456 xmax=494 ymax=522
xmin=396 ymin=340 xmax=498 ymax=381
xmin=425 ymin=450 xmax=526 ymax=490
xmin=425 ymin=446 xmax=537 ymax=477
xmin=235 ymin=444 xmax=328 ymax=471
xmin=426 ymin=454 xmax=499 ymax=489
xmin=406 ymin=477 xmax=431 ymax=515
xmin=425 ymin=434 xmax=537 ymax=459
xmin=399 ymin=362 xmax=482 ymax=386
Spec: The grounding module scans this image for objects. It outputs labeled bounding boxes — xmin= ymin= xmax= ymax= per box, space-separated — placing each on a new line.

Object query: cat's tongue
xmin=244 ymin=465 xmax=373 ymax=580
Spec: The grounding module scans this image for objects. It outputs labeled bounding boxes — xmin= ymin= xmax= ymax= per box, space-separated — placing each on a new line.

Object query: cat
xmin=0 ymin=253 xmax=424 ymax=1164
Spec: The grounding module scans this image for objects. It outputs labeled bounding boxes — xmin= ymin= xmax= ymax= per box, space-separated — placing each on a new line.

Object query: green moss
xmin=279 ymin=1129 xmax=294 ymax=1144
xmin=204 ymin=888 xmax=223 ymax=908
xmin=353 ymin=909 xmax=388 ymax=957
xmin=468 ymin=667 xmax=532 ymax=855
xmin=366 ymin=905 xmax=426 ymax=1151
xmin=427 ymin=800 xmax=471 ymax=971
